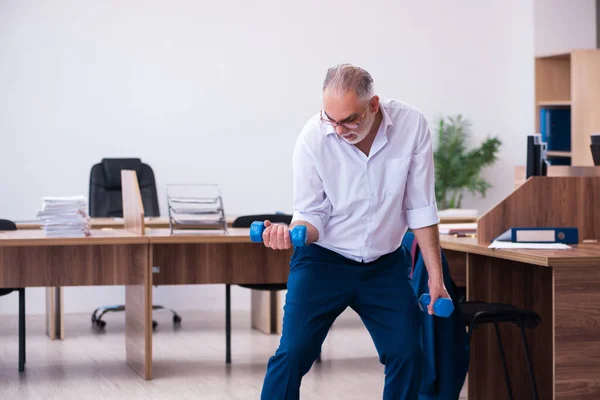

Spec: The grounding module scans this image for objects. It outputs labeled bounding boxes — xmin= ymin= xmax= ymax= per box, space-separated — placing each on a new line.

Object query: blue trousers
xmin=261 ymin=244 xmax=422 ymax=399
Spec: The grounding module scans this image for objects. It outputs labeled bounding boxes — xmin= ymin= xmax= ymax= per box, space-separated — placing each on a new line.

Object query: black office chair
xmin=225 ymin=214 xmax=292 ymax=364
xmin=0 ymin=219 xmax=26 ymax=372
xmin=460 ymin=299 xmax=541 ymax=400
xmin=88 ymin=158 xmax=181 ymax=330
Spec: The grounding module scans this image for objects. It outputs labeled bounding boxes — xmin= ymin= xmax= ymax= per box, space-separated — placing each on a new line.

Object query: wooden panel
xmin=0 ymin=244 xmax=149 ymax=287
xmin=251 ymin=290 xmax=275 ymax=334
xmin=45 ymin=287 xmax=57 ymax=340
xmin=121 ymin=170 xmax=145 ymax=235
xmin=58 ymin=286 xmax=64 ymax=339
xmin=443 ymin=249 xmax=466 ymax=287
xmin=466 ymin=254 xmax=554 ymax=400
xmin=535 ymin=56 xmax=571 ymax=101
xmin=514 ymin=165 xmax=526 ymax=189
xmin=152 ymin=243 xmax=291 ymax=285
xmin=45 ymin=287 xmax=63 ymax=340
xmin=441 ymin=236 xmax=600 ymax=267
xmin=477 ymin=177 xmax=600 ymax=244
xmin=537 ymin=100 xmax=571 ymax=106
xmin=548 ymin=166 xmax=600 ymax=177
xmin=0 ymin=229 xmax=147 ymax=247
xmin=554 ymin=267 xmax=600 ymax=399
xmin=125 ymin=243 xmax=152 ymax=380
xmin=147 ymin=228 xmax=252 ymax=243
xmin=572 ymin=50 xmax=600 ymax=166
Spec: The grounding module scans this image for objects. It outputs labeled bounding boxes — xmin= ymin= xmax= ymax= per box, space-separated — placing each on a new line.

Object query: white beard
xmin=341 ymin=130 xmax=370 ymax=144
xmin=340 ymin=111 xmax=374 ymax=144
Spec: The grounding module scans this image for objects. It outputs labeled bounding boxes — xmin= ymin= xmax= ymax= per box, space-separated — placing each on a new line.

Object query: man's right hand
xmin=262 ymin=220 xmax=292 ymax=250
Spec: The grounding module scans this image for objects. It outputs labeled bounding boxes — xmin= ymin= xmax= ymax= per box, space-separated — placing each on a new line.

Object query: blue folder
xmin=494 ymin=227 xmax=578 ymax=244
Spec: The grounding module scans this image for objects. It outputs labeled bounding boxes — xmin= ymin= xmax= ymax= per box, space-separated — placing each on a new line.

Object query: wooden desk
xmin=15 ymin=216 xmax=236 ymax=339
xmin=440 ymin=235 xmax=600 ymax=400
xmin=148 ymin=227 xmax=290 ymax=284
xmin=0 ymin=229 xmax=152 ymax=380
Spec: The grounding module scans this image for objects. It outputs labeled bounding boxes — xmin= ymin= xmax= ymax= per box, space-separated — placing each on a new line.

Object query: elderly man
xmin=260 ymin=64 xmax=449 ymax=399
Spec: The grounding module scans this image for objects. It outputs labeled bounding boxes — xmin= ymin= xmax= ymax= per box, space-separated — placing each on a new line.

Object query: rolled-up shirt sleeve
xmin=403 ymin=114 xmax=440 ymax=229
xmin=291 ymin=136 xmax=332 ymax=241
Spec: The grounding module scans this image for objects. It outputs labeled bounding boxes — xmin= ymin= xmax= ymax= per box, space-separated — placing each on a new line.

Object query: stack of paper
xmin=488 ymin=241 xmax=571 ymax=250
xmin=439 ymin=223 xmax=477 ymax=235
xmin=36 ymin=196 xmax=91 ymax=237
xmin=438 ymin=208 xmax=478 ymax=220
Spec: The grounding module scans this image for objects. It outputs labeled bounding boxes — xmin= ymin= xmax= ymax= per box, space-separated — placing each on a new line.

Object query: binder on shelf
xmin=494 ymin=227 xmax=578 ymax=244
xmin=539 ymin=107 xmax=571 ymax=152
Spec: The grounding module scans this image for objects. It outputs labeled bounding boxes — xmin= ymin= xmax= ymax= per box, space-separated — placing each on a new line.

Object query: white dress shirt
xmin=291 ymin=98 xmax=439 ymax=263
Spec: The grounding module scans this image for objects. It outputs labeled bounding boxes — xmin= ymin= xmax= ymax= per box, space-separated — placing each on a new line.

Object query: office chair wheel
xmin=173 ymin=315 xmax=182 ymax=324
xmin=95 ymin=319 xmax=106 ymax=329
xmin=152 ymin=320 xmax=158 ymax=330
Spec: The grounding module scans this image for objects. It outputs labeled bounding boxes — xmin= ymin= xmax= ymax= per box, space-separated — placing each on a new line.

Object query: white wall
xmin=534 ymin=0 xmax=596 ymax=56
xmin=0 ymin=0 xmax=534 ymax=315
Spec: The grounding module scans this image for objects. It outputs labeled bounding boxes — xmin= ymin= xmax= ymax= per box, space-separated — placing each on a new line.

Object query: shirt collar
xmin=323 ymin=100 xmax=394 ymax=137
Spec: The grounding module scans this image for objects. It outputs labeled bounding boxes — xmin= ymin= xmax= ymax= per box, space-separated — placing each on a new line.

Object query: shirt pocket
xmin=384 ymin=157 xmax=411 ymax=195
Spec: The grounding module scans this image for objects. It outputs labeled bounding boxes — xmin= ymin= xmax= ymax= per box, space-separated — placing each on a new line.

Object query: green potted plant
xmin=433 ymin=114 xmax=502 ymax=210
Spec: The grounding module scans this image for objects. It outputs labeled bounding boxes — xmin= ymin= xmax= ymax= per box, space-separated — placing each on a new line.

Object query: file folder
xmin=494 ymin=227 xmax=578 ymax=244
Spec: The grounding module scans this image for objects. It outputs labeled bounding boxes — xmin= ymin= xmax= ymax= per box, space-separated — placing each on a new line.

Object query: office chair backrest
xmin=232 ymin=214 xmax=293 ymax=228
xmin=88 ymin=158 xmax=160 ymax=218
xmin=592 ymin=144 xmax=600 ymax=166
xmin=0 ymin=219 xmax=17 ymax=231
xmin=0 ymin=219 xmax=17 ymax=297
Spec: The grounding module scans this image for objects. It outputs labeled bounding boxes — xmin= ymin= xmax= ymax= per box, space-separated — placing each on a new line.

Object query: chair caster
xmin=152 ymin=320 xmax=158 ymax=330
xmin=95 ymin=319 xmax=106 ymax=329
xmin=173 ymin=315 xmax=182 ymax=324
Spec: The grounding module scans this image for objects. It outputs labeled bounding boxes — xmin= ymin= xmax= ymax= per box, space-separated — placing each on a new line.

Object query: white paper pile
xmin=488 ymin=241 xmax=571 ymax=250
xmin=36 ymin=196 xmax=91 ymax=237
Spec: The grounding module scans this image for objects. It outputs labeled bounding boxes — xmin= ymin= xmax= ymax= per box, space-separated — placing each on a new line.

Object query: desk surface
xmin=15 ymin=217 xmax=160 ymax=229
xmin=0 ymin=229 xmax=147 ymax=247
xmin=15 ymin=216 xmax=237 ymax=230
xmin=146 ymin=227 xmax=253 ymax=243
xmin=15 ymin=215 xmax=236 ymax=230
xmin=440 ymin=235 xmax=600 ymax=267
xmin=0 ymin=227 xmax=256 ymax=246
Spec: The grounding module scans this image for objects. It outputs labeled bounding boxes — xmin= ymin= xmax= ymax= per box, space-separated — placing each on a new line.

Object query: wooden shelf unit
xmin=535 ymin=50 xmax=600 ymax=166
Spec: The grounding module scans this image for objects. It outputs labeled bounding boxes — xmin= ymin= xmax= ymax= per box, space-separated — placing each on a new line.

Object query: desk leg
xmin=124 ymin=244 xmax=152 ymax=380
xmin=466 ymin=254 xmax=553 ymax=400
xmin=45 ymin=287 xmax=64 ymax=340
xmin=251 ymin=290 xmax=272 ymax=334
xmin=554 ymin=266 xmax=600 ymax=399
xmin=251 ymin=290 xmax=285 ymax=334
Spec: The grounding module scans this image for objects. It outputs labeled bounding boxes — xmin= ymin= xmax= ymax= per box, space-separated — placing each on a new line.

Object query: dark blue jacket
xmin=402 ymin=232 xmax=469 ymax=400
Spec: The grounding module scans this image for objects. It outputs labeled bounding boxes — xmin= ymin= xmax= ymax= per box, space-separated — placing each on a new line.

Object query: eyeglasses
xmin=320 ymin=106 xmax=369 ymax=130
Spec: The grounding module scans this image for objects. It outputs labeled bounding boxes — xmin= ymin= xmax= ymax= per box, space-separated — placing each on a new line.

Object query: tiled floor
xmin=0 ymin=308 xmax=467 ymax=399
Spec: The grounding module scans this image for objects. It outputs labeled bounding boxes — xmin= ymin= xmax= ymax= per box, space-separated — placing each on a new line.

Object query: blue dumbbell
xmin=418 ymin=294 xmax=454 ymax=317
xmin=249 ymin=221 xmax=307 ymax=247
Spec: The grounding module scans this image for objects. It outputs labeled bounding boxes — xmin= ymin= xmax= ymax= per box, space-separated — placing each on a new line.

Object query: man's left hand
xmin=427 ymin=277 xmax=451 ymax=316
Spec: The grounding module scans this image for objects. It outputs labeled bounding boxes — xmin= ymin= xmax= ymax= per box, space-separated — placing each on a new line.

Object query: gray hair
xmin=322 ymin=64 xmax=374 ymax=102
